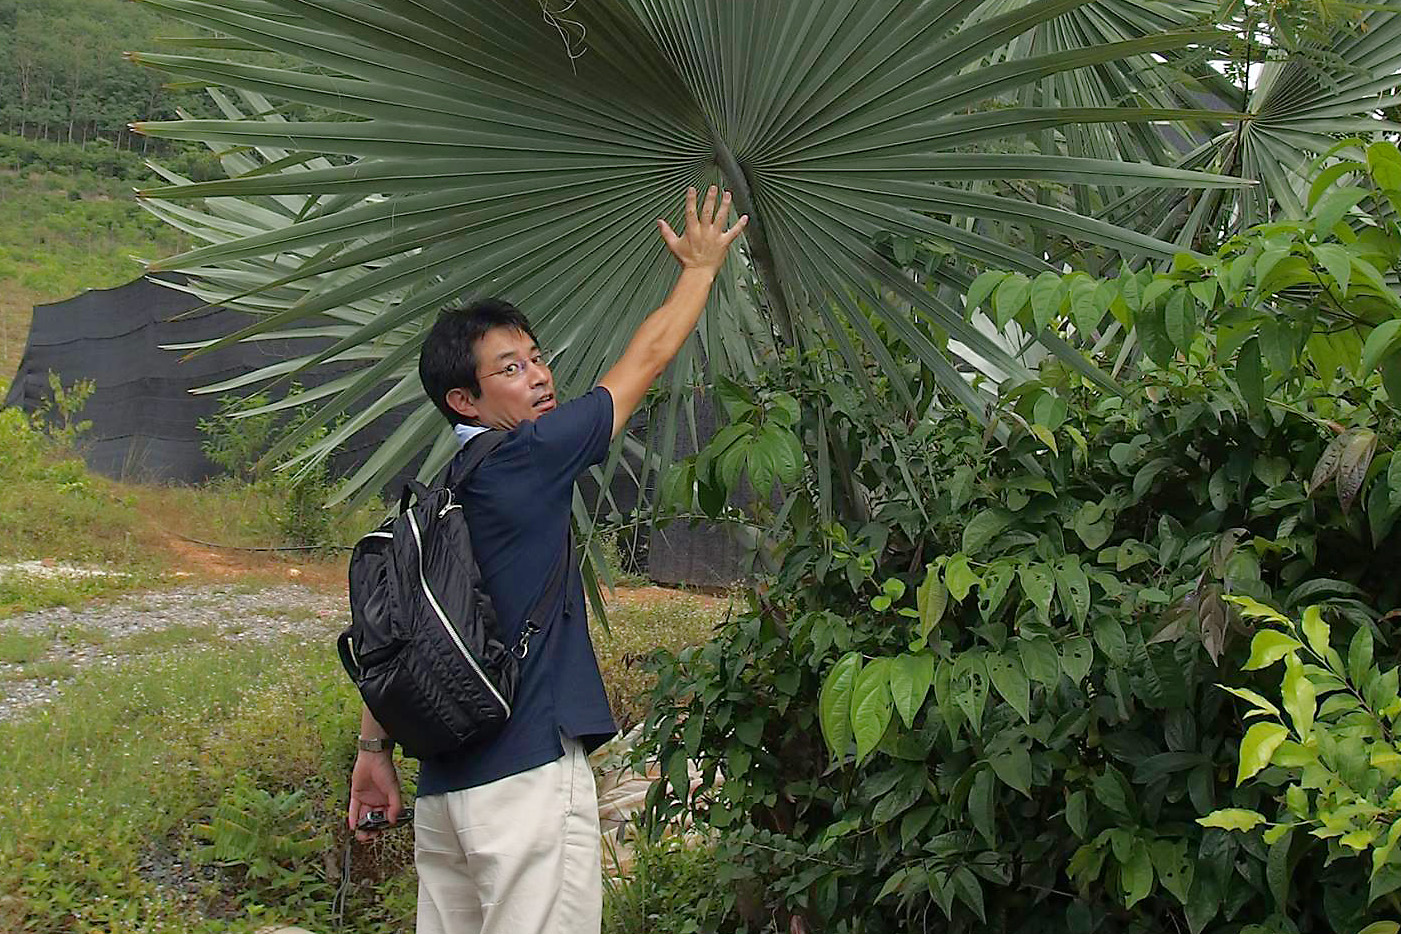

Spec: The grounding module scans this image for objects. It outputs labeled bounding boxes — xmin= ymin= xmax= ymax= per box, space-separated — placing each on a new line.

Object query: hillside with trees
xmin=0 ymin=0 xmax=211 ymax=150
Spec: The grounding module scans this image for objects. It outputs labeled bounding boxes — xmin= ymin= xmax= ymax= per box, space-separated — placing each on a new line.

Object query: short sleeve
xmin=525 ymin=385 xmax=613 ymax=491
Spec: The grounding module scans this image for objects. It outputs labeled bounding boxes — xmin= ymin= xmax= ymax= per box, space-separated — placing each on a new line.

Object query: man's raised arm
xmin=598 ymin=185 xmax=748 ymax=438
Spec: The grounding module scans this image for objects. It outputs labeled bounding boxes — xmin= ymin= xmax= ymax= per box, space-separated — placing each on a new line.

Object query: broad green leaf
xmin=1019 ymin=637 xmax=1061 ymax=686
xmin=963 ymin=508 xmax=1013 ymax=555
xmin=1228 ymin=595 xmax=1289 ymax=625
xmin=916 ymin=563 xmax=948 ymax=646
xmin=1017 ymin=563 xmax=1056 ymax=623
xmin=985 ymin=653 xmax=1031 ymax=723
xmin=965 ymin=270 xmax=1007 ymax=315
xmin=1032 ymin=393 xmax=1068 ymax=432
xmin=1029 ymin=424 xmax=1059 ymax=456
xmin=1311 ymin=185 xmax=1367 ymax=234
xmin=1357 ymin=924 xmax=1401 ymax=934
xmin=944 ymin=553 xmax=981 ymax=602
xmin=1061 ymin=636 xmax=1094 ymax=684
xmin=1235 ymin=337 xmax=1265 ymax=413
xmin=1237 ymin=722 xmax=1289 ymax=783
xmin=969 ymin=767 xmax=996 ymax=848
xmin=851 ymin=658 xmax=894 ymax=764
xmin=1165 ymin=288 xmax=1196 ymax=350
xmin=1029 ymin=272 xmax=1064 ymax=332
xmin=1151 ymin=839 xmax=1194 ymax=906
xmin=1134 ymin=298 xmax=1175 ymax=367
xmin=819 ymin=652 xmax=862 ymax=759
xmin=990 ymin=741 xmax=1032 ymax=797
xmin=953 ymin=655 xmax=990 ymax=734
xmin=889 ymin=653 xmax=935 ymax=730
xmin=1360 ymin=320 xmax=1401 ymax=376
xmin=1242 ymin=629 xmax=1303 ymax=670
xmin=1066 ymin=790 xmax=1089 ymax=838
xmin=1281 ymin=656 xmax=1316 ymax=738
xmin=1301 ymin=605 xmax=1330 ymax=661
xmin=1220 ymin=685 xmax=1281 ymax=720
xmin=1054 ymin=557 xmax=1092 ymax=626
xmin=993 ymin=273 xmax=1032 ymax=330
xmin=1121 ymin=839 xmax=1154 ymax=908
xmin=1348 ymin=625 xmax=1375 ymax=685
xmin=1092 ymin=616 xmax=1129 ymax=667
xmin=1197 ymin=808 xmax=1267 ymax=831
xmin=1310 ymin=243 xmax=1352 ymax=296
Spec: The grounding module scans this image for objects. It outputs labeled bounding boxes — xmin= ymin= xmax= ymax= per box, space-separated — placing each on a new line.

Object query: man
xmin=347 ymin=185 xmax=747 ymax=933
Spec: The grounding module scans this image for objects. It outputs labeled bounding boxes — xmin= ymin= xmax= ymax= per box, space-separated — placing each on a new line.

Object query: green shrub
xmin=603 ymin=834 xmax=734 ymax=934
xmin=197 ymin=388 xmax=367 ymax=550
xmin=642 ymin=349 xmax=1401 ymax=931
xmin=1200 ymin=597 xmax=1401 ymax=918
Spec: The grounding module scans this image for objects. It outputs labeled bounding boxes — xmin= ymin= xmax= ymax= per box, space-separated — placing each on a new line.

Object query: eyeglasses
xmin=480 ymin=350 xmax=549 ymax=381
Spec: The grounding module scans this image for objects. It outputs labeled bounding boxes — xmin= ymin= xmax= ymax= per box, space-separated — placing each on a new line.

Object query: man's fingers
xmin=684 ymin=186 xmax=699 ymax=228
xmin=700 ymin=185 xmax=718 ymax=225
xmin=722 ymin=214 xmax=750 ymax=245
xmin=657 ymin=218 xmax=680 ymax=248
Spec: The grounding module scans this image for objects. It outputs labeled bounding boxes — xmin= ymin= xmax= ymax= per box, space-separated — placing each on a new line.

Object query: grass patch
xmin=110 ymin=624 xmax=210 ymax=655
xmin=5 ymin=660 xmax=77 ymax=682
xmin=592 ymin=591 xmax=728 ymax=731
xmin=0 ymin=632 xmax=50 ymax=664
xmin=52 ymin=624 xmax=110 ymax=647
xmin=0 ymin=639 xmax=419 ymax=934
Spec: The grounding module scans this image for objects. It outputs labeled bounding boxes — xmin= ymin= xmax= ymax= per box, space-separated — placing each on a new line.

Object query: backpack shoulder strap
xmin=513 ymin=528 xmax=573 ymax=660
xmin=441 ymin=430 xmax=508 ymax=489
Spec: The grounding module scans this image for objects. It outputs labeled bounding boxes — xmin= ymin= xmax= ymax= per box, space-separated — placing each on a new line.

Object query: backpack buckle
xmin=514 ymin=621 xmax=540 ymax=659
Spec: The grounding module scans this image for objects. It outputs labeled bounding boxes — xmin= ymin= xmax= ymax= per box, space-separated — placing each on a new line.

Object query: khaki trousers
xmin=413 ymin=737 xmax=603 ymax=934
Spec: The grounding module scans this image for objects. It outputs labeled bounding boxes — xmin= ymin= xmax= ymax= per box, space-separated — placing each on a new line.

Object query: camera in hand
xmin=356 ymin=807 xmax=414 ymax=832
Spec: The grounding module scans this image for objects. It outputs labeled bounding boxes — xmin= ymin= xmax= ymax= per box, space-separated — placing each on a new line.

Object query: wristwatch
xmin=358 ymin=736 xmax=394 ymax=753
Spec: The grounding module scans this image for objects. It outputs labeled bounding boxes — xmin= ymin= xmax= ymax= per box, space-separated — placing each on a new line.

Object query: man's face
xmin=446 ymin=326 xmax=556 ymax=429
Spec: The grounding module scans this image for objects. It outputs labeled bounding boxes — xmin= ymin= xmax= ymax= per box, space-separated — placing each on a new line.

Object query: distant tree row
xmin=0 ymin=0 xmax=223 ymax=152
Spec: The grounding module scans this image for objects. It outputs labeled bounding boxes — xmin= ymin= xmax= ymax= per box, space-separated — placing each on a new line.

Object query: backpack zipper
xmin=406 ymin=509 xmax=511 ymax=718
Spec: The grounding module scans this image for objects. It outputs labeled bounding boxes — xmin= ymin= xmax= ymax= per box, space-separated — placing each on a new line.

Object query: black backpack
xmin=337 ymin=431 xmax=567 ymax=759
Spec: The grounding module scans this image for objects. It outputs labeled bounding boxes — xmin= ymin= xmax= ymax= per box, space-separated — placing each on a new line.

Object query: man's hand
xmin=348 ymin=750 xmax=403 ymax=842
xmin=657 ymin=185 xmax=748 ymax=273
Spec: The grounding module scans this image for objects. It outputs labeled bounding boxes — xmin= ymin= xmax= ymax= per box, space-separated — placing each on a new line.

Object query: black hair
xmin=418 ymin=298 xmax=539 ymax=425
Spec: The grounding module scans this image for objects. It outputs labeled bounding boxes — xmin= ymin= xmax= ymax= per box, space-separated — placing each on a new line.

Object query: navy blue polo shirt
xmin=416 ymin=386 xmax=618 ymax=796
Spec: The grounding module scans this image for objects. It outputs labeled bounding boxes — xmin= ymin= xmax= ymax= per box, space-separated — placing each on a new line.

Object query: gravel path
xmin=0 ymin=584 xmax=348 ymax=721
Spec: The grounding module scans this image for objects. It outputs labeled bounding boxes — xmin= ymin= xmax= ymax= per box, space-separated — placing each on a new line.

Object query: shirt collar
xmin=454 ymin=423 xmax=490 ymax=447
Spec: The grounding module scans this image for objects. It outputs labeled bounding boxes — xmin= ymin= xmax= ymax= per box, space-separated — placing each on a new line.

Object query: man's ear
xmin=445 ymin=387 xmax=479 ymax=420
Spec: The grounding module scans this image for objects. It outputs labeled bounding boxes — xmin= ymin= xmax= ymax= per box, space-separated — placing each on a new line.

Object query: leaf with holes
xmin=953 ymin=655 xmax=990 ymax=734
xmin=1061 ymin=637 xmax=1094 ymax=684
xmin=1018 ymin=563 xmax=1056 ymax=623
xmin=986 ymin=653 xmax=1031 ymax=723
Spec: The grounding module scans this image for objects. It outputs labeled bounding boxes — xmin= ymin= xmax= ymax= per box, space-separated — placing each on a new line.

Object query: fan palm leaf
xmin=130 ymin=0 xmax=1245 ymax=504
